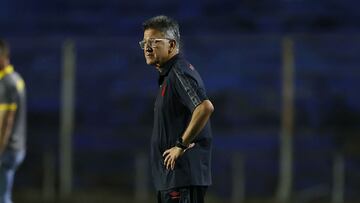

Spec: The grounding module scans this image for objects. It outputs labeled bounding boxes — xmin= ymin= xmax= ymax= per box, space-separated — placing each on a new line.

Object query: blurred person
xmin=140 ymin=15 xmax=214 ymax=203
xmin=0 ymin=39 xmax=26 ymax=203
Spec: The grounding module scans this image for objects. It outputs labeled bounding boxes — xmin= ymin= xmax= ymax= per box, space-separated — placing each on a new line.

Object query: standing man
xmin=0 ymin=39 xmax=26 ymax=203
xmin=140 ymin=16 xmax=214 ymax=203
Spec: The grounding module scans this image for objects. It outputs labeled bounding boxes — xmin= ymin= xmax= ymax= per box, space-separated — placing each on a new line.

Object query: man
xmin=0 ymin=39 xmax=26 ymax=203
xmin=140 ymin=16 xmax=214 ymax=203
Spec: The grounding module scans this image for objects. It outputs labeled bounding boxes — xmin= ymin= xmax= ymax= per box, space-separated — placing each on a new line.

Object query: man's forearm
xmin=0 ymin=111 xmax=16 ymax=153
xmin=0 ymin=111 xmax=5 ymax=153
xmin=182 ymin=100 xmax=214 ymax=146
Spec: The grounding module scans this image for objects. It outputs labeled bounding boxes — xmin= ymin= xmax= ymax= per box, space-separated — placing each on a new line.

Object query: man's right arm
xmin=0 ymin=105 xmax=17 ymax=154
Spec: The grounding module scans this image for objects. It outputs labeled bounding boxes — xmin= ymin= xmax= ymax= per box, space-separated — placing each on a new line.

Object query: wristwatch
xmin=175 ymin=137 xmax=188 ymax=150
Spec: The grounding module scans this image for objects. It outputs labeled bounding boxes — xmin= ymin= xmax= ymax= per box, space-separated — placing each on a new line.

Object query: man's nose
xmin=145 ymin=46 xmax=153 ymax=52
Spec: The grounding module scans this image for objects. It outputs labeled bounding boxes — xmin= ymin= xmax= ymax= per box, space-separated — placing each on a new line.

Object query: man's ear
xmin=169 ymin=40 xmax=177 ymax=53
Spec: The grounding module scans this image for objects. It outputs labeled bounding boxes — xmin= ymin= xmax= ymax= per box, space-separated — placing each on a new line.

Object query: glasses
xmin=139 ymin=38 xmax=173 ymax=49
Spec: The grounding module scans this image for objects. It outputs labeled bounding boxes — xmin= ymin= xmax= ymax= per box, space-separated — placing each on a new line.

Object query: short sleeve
xmin=173 ymin=67 xmax=208 ymax=112
xmin=1 ymin=77 xmax=24 ymax=111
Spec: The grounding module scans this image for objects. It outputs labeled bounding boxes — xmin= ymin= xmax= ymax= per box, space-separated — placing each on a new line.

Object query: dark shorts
xmin=157 ymin=186 xmax=208 ymax=203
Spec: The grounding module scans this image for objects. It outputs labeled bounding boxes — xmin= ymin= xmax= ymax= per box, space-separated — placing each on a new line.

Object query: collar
xmin=158 ymin=54 xmax=180 ymax=85
xmin=0 ymin=65 xmax=14 ymax=79
xmin=159 ymin=54 xmax=180 ymax=76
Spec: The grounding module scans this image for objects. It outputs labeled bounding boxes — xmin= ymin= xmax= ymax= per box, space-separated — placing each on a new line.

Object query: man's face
xmin=0 ymin=54 xmax=7 ymax=69
xmin=142 ymin=28 xmax=173 ymax=68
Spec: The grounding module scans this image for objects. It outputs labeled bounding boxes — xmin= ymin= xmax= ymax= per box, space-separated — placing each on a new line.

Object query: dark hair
xmin=143 ymin=15 xmax=181 ymax=50
xmin=0 ymin=39 xmax=10 ymax=57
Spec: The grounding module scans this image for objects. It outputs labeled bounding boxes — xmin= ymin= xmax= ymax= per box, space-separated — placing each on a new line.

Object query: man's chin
xmin=146 ymin=59 xmax=157 ymax=66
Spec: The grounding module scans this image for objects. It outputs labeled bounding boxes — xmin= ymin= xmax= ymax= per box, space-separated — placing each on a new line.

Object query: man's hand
xmin=162 ymin=143 xmax=195 ymax=170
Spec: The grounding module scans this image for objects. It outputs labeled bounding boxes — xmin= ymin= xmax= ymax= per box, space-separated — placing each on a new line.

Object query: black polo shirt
xmin=151 ymin=54 xmax=212 ymax=191
xmin=0 ymin=65 xmax=26 ymax=151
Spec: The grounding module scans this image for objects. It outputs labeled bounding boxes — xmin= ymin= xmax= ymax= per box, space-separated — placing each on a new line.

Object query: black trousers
xmin=157 ymin=186 xmax=208 ymax=203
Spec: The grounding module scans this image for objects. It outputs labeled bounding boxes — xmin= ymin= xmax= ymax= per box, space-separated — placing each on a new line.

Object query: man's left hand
xmin=162 ymin=143 xmax=195 ymax=170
